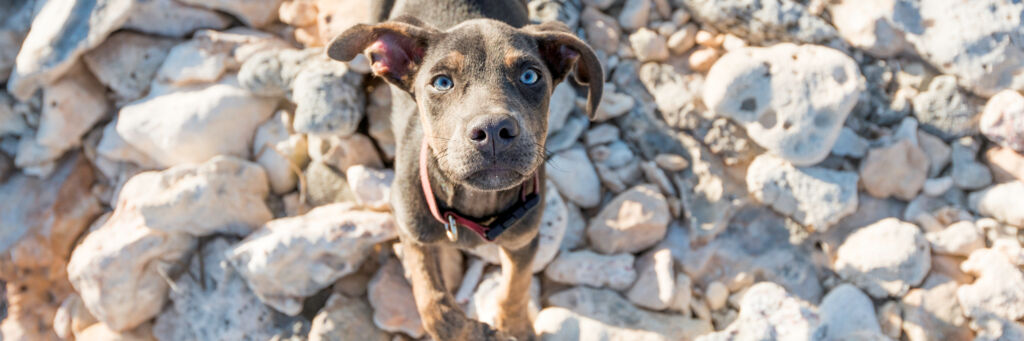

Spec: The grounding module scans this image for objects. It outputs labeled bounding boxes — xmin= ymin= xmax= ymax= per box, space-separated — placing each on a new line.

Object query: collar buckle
xmin=444 ymin=214 xmax=459 ymax=242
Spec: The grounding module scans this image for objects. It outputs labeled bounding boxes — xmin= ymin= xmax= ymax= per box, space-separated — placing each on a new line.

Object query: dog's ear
xmin=327 ymin=16 xmax=439 ymax=91
xmin=523 ymin=22 xmax=604 ymax=119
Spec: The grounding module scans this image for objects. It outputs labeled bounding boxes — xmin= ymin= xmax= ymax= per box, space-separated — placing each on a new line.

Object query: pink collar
xmin=419 ymin=136 xmax=540 ymax=242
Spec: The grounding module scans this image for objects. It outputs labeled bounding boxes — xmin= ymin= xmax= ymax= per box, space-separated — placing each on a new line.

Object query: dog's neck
xmin=424 ymin=150 xmax=523 ymax=219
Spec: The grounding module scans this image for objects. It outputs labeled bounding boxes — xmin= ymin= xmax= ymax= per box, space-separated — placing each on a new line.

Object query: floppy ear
xmin=327 ymin=16 xmax=438 ymax=91
xmin=523 ymin=22 xmax=604 ymax=119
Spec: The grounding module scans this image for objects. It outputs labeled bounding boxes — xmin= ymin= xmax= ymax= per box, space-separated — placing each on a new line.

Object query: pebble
xmin=926 ymin=220 xmax=984 ymax=257
xmin=702 ymin=43 xmax=863 ymax=166
xmin=667 ymin=24 xmax=698 ymax=55
xmin=618 ymin=0 xmax=651 ymax=31
xmin=704 ymin=281 xmax=728 ymax=311
xmin=969 ymin=181 xmax=1024 ymax=228
xmin=835 ymin=218 xmax=931 ymax=298
xmin=922 ymin=177 xmax=954 ymax=197
xmin=746 ymin=154 xmax=859 ymax=231
xmin=546 ymin=146 xmax=603 ymax=208
xmin=818 ymin=284 xmax=886 ymax=340
xmin=627 ymin=248 xmax=676 ymax=310
xmin=583 ymin=124 xmax=620 ymax=146
xmin=985 ymin=146 xmax=1024 ymax=183
xmin=587 ymin=184 xmax=671 ymax=254
xmin=830 ymin=127 xmax=868 ymax=158
xmin=957 ymin=248 xmax=1024 ymax=321
xmin=901 ymin=274 xmax=973 ymax=341
xmin=580 ymin=6 xmax=621 ymax=54
xmin=629 ymin=28 xmax=669 ymax=63
xmin=346 ymin=166 xmax=394 ymax=211
xmin=308 ymin=293 xmax=388 ymax=341
xmin=696 ymin=282 xmax=823 ymax=341
xmin=911 ymin=75 xmax=982 ymax=140
xmin=366 ymin=257 xmax=423 ymax=338
xmin=981 ymin=90 xmax=1024 ymax=153
xmin=951 ymin=137 xmax=992 ymax=190
xmin=686 ymin=46 xmax=719 ymax=72
xmin=918 ymin=130 xmax=952 ymax=177
xmin=860 ymin=140 xmax=930 ymax=200
xmin=81 ymin=32 xmax=177 ymax=102
xmin=544 ymin=250 xmax=637 ymax=290
xmin=544 ymin=286 xmax=712 ymax=340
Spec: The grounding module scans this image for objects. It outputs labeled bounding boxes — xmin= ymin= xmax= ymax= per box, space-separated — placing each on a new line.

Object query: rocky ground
xmin=1 ymin=0 xmax=1024 ymax=340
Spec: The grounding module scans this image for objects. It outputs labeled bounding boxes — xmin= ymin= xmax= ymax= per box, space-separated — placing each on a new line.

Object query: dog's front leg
xmin=399 ymin=238 xmax=513 ymax=341
xmin=495 ymin=238 xmax=538 ymax=341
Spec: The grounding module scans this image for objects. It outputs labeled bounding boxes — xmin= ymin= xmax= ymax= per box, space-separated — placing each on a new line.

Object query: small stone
xmin=819 ymin=284 xmax=886 ymax=339
xmin=981 ymin=90 xmax=1024 ymax=153
xmin=629 ymin=28 xmax=669 ymax=63
xmin=860 ymin=140 xmax=930 ymax=200
xmin=583 ymin=124 xmax=620 ymax=146
xmin=560 ymin=202 xmax=587 ymax=251
xmin=308 ymin=133 xmax=384 ymax=172
xmin=704 ymin=281 xmax=728 ymax=311
xmin=830 ymin=127 xmax=868 ymax=158
xmin=697 ymin=282 xmax=823 ymax=341
xmin=155 ymin=39 xmax=228 ymax=86
xmin=36 ymin=63 xmax=110 ymax=154
xmin=672 ymin=8 xmax=691 ymax=25
xmin=922 ymin=177 xmax=954 ymax=197
xmin=227 ymin=204 xmax=398 ymax=315
xmin=669 ymin=273 xmax=693 ymax=314
xmin=580 ymin=7 xmax=621 ymax=54
xmin=76 ymin=323 xmax=156 ymax=341
xmin=703 ymin=44 xmax=864 ymax=166
xmin=254 ymin=110 xmax=309 ymax=195
xmin=655 ymin=153 xmax=689 ymax=171
xmin=278 ymin=0 xmax=318 ymax=27
xmin=918 ymin=130 xmax=952 ymax=177
xmin=546 ymin=146 xmax=602 ymax=208
xmin=835 ymin=218 xmax=931 ymax=298
xmin=627 ymin=248 xmax=676 ymax=310
xmin=985 ymin=146 xmax=1024 ymax=183
xmin=590 ymin=89 xmax=635 ymax=122
xmin=123 ymin=0 xmax=233 ymax=37
xmin=346 ymin=166 xmax=394 ymax=211
xmin=309 ymin=293 xmax=389 ymax=341
xmin=721 ymin=34 xmax=747 ymax=51
xmin=82 ymin=32 xmax=178 ymax=101
xmin=367 ymin=257 xmax=423 ymax=338
xmin=543 ymin=287 xmax=712 ymax=340
xmin=827 ymin=0 xmax=910 ymax=57
xmin=911 ymin=75 xmax=983 ymax=140
xmin=958 ymin=248 xmax=1024 ymax=321
xmin=587 ymin=184 xmax=670 ymax=254
xmin=177 ymin=0 xmax=283 ymax=27
xmin=291 ymin=58 xmax=366 ymax=137
xmin=926 ymin=221 xmax=984 ymax=257
xmin=686 ymin=46 xmax=720 ymax=72
xmin=969 ymin=182 xmax=1024 ymax=228
xmin=548 ymin=81 xmax=577 ymax=132
xmin=303 ymin=160 xmax=355 ymax=207
xmin=746 ymin=154 xmax=859 ymax=231
xmin=877 ymin=301 xmax=902 ymax=339
xmin=667 ymin=24 xmax=698 ymax=55
xmin=582 ymin=0 xmax=617 ymax=9
xmin=544 ymin=250 xmax=636 ymax=291
xmin=950 ymin=137 xmax=993 ymax=190
xmin=618 ymin=0 xmax=650 ymax=31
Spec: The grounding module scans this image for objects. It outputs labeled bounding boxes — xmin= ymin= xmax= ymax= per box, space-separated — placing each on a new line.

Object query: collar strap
xmin=419 ymin=136 xmax=540 ymax=242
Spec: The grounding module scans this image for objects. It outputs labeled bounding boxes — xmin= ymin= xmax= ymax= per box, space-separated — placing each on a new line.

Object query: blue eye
xmin=432 ymin=76 xmax=453 ymax=91
xmin=519 ymin=69 xmax=539 ymax=85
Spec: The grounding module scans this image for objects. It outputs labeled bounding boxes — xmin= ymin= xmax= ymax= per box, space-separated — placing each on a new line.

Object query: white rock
xmin=919 ymin=130 xmax=952 ymax=177
xmin=901 ymin=274 xmax=973 ymax=341
xmin=667 ymin=24 xmax=698 ymax=55
xmin=309 ymin=293 xmax=389 ymax=341
xmin=0 ymin=92 xmax=27 ymax=137
xmin=830 ymin=127 xmax=868 ymax=158
xmin=466 ymin=270 xmax=541 ymax=326
xmin=618 ymin=0 xmax=650 ymax=31
xmin=368 ymin=257 xmax=423 ymax=338
xmin=346 ymin=165 xmax=395 ymax=211
xmin=548 ymin=81 xmax=577 ymax=132
xmin=36 ymin=63 xmax=110 ymax=154
xmin=926 ymin=221 xmax=985 ymax=257
xmin=67 ymin=209 xmax=196 ymax=331
xmin=155 ymin=40 xmax=229 ymax=86
xmin=922 ymin=177 xmax=954 ymax=197
xmin=291 ymin=58 xmax=366 ymax=137
xmin=704 ymin=281 xmax=729 ymax=311
xmin=819 ymin=284 xmax=887 ymax=340
xmin=123 ymin=0 xmax=233 ymax=38
xmin=668 ymin=273 xmax=693 ymax=314
xmin=543 ymin=287 xmax=712 ymax=340
xmin=153 ymin=238 xmax=297 ymax=341
xmin=900 ymin=0 xmax=1024 ymax=97
xmin=835 ymin=218 xmax=931 ymax=298
xmin=307 ymin=133 xmax=384 ymax=171
xmin=911 ymin=75 xmax=983 ymax=140
xmin=116 ymin=156 xmax=273 ymax=236
xmin=544 ymin=250 xmax=636 ymax=291
xmin=114 ymin=76 xmax=277 ymax=167
xmin=958 ymin=248 xmax=1024 ymax=321
xmin=178 ymin=0 xmax=284 ymax=27
xmin=6 ymin=0 xmax=133 ymax=100
xmin=561 ymin=202 xmax=587 ymax=251
xmin=860 ymin=140 xmax=931 ymax=200
xmin=254 ymin=110 xmax=309 ymax=195
xmin=546 ymin=146 xmax=602 ymax=208
xmin=591 ymin=89 xmax=635 ymax=122
xmin=969 ymin=181 xmax=1024 ymax=228
xmin=703 ymin=43 xmax=864 ymax=166
xmin=951 ymin=137 xmax=993 ymax=190
xmin=227 ymin=204 xmax=398 ymax=315
xmin=628 ymin=28 xmax=669 ymax=63
xmin=580 ymin=6 xmax=621 ymax=54
xmin=981 ymin=89 xmax=1024 ymax=153
xmin=827 ymin=0 xmax=909 ymax=57
xmin=82 ymin=31 xmax=178 ymax=102
xmin=627 ymin=248 xmax=675 ymax=310
xmin=746 ymin=154 xmax=859 ymax=231
xmin=678 ymin=0 xmax=840 ymax=46
xmin=697 ymin=282 xmax=823 ymax=341
xmin=587 ymin=184 xmax=670 ymax=254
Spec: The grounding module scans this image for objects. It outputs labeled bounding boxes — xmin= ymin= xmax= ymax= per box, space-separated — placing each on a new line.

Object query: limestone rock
xmin=981 ymin=90 xmax=1024 ymax=153
xmin=545 ymin=287 xmax=712 ymax=340
xmin=153 ymin=238 xmax=299 ymax=341
xmin=178 ymin=0 xmax=284 ymax=27
xmin=367 ymin=257 xmax=423 ymax=338
xmin=587 ymin=184 xmax=670 ymax=254
xmin=36 ymin=63 xmax=110 ymax=154
xmin=346 ymin=165 xmax=394 ymax=211
xmin=746 ymin=154 xmax=859 ymax=231
xmin=951 ymin=137 xmax=993 ymax=190
xmin=618 ymin=0 xmax=650 ymax=31
xmin=860 ymin=140 xmax=930 ymax=200
xmin=958 ymin=248 xmax=1024 ymax=321
xmin=911 ymin=75 xmax=983 ymax=141
xmin=7 ymin=0 xmax=133 ymax=100
xmin=116 ymin=156 xmax=272 ymax=236
xmin=901 ymin=274 xmax=973 ymax=341
xmin=629 ymin=28 xmax=668 ymax=63
xmin=819 ymin=284 xmax=887 ymax=340
xmin=309 ymin=293 xmax=388 ymax=341
xmin=627 ymin=248 xmax=676 ymax=310
xmin=82 ymin=32 xmax=178 ymax=102
xmin=254 ymin=110 xmax=309 ymax=195
xmin=696 ymin=282 xmax=823 ymax=341
xmin=985 ymin=146 xmax=1024 ymax=183
xmin=227 ymin=203 xmax=398 ymax=316
xmin=112 ymin=76 xmax=278 ymax=167
xmin=307 ymin=133 xmax=384 ymax=171
xmin=827 ymin=0 xmax=910 ymax=57
xmin=679 ymin=0 xmax=841 ymax=45
xmin=580 ymin=6 xmax=621 ymax=54
xmin=703 ymin=43 xmax=864 ymax=166
xmin=546 ymin=146 xmax=602 ymax=208
xmin=291 ymin=58 xmax=366 ymax=137
xmin=926 ymin=221 xmax=985 ymax=257
xmin=548 ymin=82 xmax=577 ymax=133
xmin=835 ymin=218 xmax=931 ymax=298
xmin=544 ymin=250 xmax=637 ymax=291
xmin=123 ymin=0 xmax=233 ymax=38
xmin=969 ymin=182 xmax=1024 ymax=227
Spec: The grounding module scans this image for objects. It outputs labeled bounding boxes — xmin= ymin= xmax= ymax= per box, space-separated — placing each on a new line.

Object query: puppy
xmin=327 ymin=0 xmax=602 ymax=339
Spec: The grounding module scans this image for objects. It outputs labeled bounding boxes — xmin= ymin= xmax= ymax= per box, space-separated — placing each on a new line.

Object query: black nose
xmin=467 ymin=115 xmax=519 ymax=153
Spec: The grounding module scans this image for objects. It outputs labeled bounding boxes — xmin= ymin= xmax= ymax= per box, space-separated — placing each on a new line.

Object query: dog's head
xmin=328 ymin=17 xmax=602 ymax=191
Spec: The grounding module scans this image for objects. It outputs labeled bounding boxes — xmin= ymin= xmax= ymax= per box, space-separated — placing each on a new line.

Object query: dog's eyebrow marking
xmin=503 ymin=51 xmax=529 ymax=68
xmin=431 ymin=51 xmax=466 ymax=73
